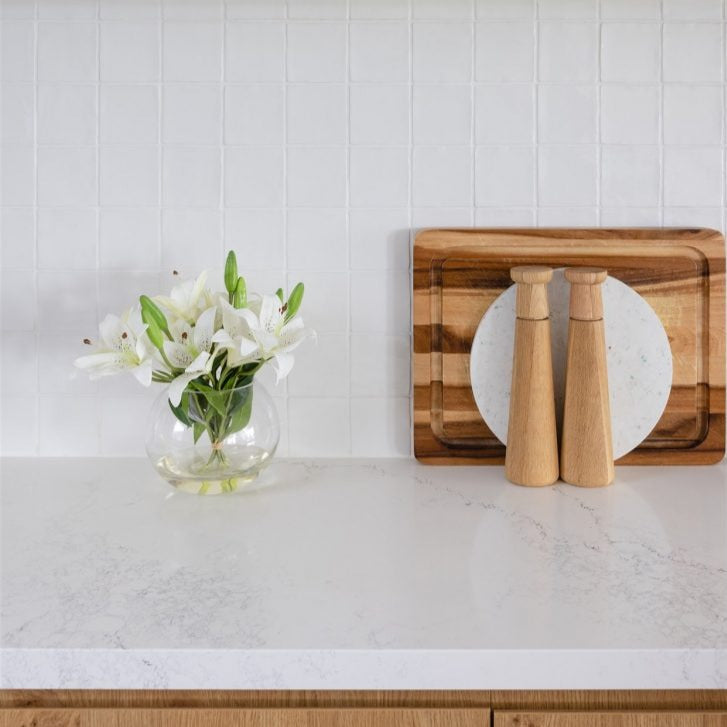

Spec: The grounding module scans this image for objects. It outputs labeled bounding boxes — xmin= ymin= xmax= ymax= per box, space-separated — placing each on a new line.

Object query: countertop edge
xmin=2 ymin=648 xmax=726 ymax=690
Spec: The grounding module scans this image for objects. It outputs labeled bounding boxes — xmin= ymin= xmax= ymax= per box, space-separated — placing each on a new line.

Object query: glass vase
xmin=145 ymin=380 xmax=279 ymax=495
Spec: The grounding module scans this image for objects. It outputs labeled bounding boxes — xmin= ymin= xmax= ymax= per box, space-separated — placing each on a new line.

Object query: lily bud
xmin=144 ymin=316 xmax=164 ymax=351
xmin=224 ymin=250 xmax=238 ymax=297
xmin=275 ymin=288 xmax=284 ymax=302
xmin=140 ymin=295 xmax=171 ymax=338
xmin=285 ymin=282 xmax=304 ymax=321
xmin=233 ymin=276 xmax=247 ymax=309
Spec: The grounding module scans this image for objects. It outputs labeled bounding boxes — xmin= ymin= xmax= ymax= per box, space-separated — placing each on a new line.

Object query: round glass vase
xmin=145 ymin=380 xmax=279 ymax=495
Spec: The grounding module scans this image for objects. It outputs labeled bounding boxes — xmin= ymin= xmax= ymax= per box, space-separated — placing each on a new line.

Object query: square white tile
xmin=600 ymin=84 xmax=659 ymax=144
xmin=100 ymin=21 xmax=160 ymax=82
xmin=39 ymin=395 xmax=100 ymax=455
xmin=350 ymin=22 xmax=410 ymax=83
xmin=38 ymin=22 xmax=97 ymax=82
xmin=538 ymin=84 xmax=597 ymax=143
xmin=1 ymin=145 xmax=34 ymax=205
xmin=100 ymin=394 xmax=155 ymax=455
xmin=287 ymin=0 xmax=347 ymax=19
xmin=412 ymin=146 xmax=473 ymax=206
xmin=162 ymin=209 xmax=223 ymax=270
xmin=601 ymin=145 xmax=660 ymax=206
xmin=1 ymin=21 xmax=35 ymax=81
xmin=225 ymin=85 xmax=284 ymax=145
xmin=351 ymin=0 xmax=409 ymax=19
xmin=162 ymin=0 xmax=222 ymax=19
xmin=350 ymin=333 xmax=410 ymax=396
xmin=163 ymin=21 xmax=222 ymax=81
xmin=287 ymin=271 xmax=349 ymax=332
xmin=225 ymin=0 xmax=285 ymax=18
xmin=225 ymin=146 xmax=284 ymax=207
xmin=101 ymin=146 xmax=159 ymax=206
xmin=663 ymin=206 xmax=724 ymax=229
xmin=100 ymin=0 xmax=161 ymax=19
xmin=351 ymin=270 xmax=410 ymax=334
xmin=475 ymin=22 xmax=534 ymax=82
xmin=599 ymin=207 xmax=661 ymax=225
xmin=538 ymin=145 xmax=597 ymax=206
xmin=538 ymin=21 xmax=598 ymax=82
xmin=41 ymin=0 xmax=105 ymax=18
xmin=413 ymin=0 xmax=473 ymax=18
xmin=1 ymin=270 xmax=36 ymax=330
xmin=162 ymin=84 xmax=221 ymax=144
xmin=350 ymin=85 xmax=410 ymax=145
xmin=351 ymin=397 xmax=410 ymax=456
xmin=349 ymin=208 xmax=410 ymax=270
xmin=350 ymin=147 xmax=409 ymax=207
xmin=38 ymin=208 xmax=97 ymax=269
xmin=663 ymin=0 xmax=723 ymax=19
xmin=601 ymin=23 xmax=661 ymax=82
xmin=476 ymin=86 xmax=535 ymax=144
xmin=476 ymin=0 xmax=534 ymax=19
xmin=600 ymin=0 xmax=660 ymax=19
xmin=287 ymin=208 xmax=348 ymax=270
xmin=287 ymin=147 xmax=347 ymax=207
xmin=0 ymin=396 xmax=38 ymax=456
xmin=287 ymin=22 xmax=347 ymax=82
xmin=476 ymin=146 xmax=535 ymax=206
xmin=663 ymin=146 xmax=723 ymax=206
xmin=100 ymin=85 xmax=159 ymax=144
xmin=39 ymin=333 xmax=96 ymax=395
xmin=163 ymin=146 xmax=221 ymax=207
xmin=225 ymin=22 xmax=285 ymax=82
xmin=475 ymin=207 xmax=535 ymax=225
xmin=538 ymin=0 xmax=597 ymax=18
xmin=537 ymin=206 xmax=598 ymax=225
xmin=287 ymin=84 xmax=347 ymax=145
xmin=413 ymin=22 xmax=473 ymax=82
xmin=37 ymin=270 xmax=97 ymax=331
xmin=663 ymin=23 xmax=723 ymax=82
xmin=224 ymin=209 xmax=285 ymax=270
xmin=663 ymin=85 xmax=723 ymax=145
xmin=288 ymin=397 xmax=350 ymax=456
xmin=413 ymin=85 xmax=472 ymax=145
xmin=100 ymin=208 xmax=160 ymax=270
xmin=38 ymin=147 xmax=97 ymax=207
xmin=2 ymin=83 xmax=34 ymax=144
xmin=1 ymin=208 xmax=35 ymax=269
xmin=2 ymin=332 xmax=37 ymax=395
xmin=38 ymin=84 xmax=96 ymax=145
xmin=287 ymin=333 xmax=349 ymax=397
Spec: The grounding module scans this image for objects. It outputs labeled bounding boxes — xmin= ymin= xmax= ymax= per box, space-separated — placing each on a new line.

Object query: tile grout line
xmin=220 ymin=0 xmax=227 ymax=269
xmin=596 ymin=0 xmax=602 ymax=226
xmin=282 ymin=0 xmax=290 ymax=456
xmin=658 ymin=0 xmax=665 ymax=224
xmin=533 ymin=0 xmax=540 ymax=224
xmin=93 ymin=0 xmax=101 ymax=454
xmin=470 ymin=0 xmax=476 ymax=227
xmin=407 ymin=0 xmax=414 ymax=457
xmin=345 ymin=0 xmax=352 ymax=457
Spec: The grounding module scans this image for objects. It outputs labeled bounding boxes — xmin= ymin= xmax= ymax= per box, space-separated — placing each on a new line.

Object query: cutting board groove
xmin=413 ymin=228 xmax=725 ymax=465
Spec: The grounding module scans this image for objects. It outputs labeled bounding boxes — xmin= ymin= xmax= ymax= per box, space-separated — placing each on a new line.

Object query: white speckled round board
xmin=469 ymin=268 xmax=673 ymax=459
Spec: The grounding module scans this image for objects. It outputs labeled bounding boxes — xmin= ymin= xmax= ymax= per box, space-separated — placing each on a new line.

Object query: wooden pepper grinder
xmin=505 ymin=266 xmax=559 ymax=487
xmin=560 ymin=267 xmax=614 ymax=487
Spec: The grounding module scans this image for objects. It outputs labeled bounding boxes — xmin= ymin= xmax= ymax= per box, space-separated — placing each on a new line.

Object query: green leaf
xmin=224 ymin=251 xmax=238 ymax=296
xmin=193 ymin=421 xmax=205 ymax=444
xmin=285 ymin=282 xmax=304 ymax=321
xmin=225 ymin=387 xmax=253 ymax=436
xmin=233 ymin=276 xmax=247 ymax=308
xmin=275 ymin=287 xmax=284 ymax=302
xmin=202 ymin=389 xmax=229 ymax=418
xmin=168 ymin=393 xmax=191 ymax=427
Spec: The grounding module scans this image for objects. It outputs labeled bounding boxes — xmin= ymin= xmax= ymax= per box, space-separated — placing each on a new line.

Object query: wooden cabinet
xmin=495 ymin=713 xmax=727 ymax=727
xmin=0 ymin=708 xmax=488 ymax=727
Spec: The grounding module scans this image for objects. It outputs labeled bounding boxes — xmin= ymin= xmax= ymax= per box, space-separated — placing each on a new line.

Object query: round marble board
xmin=469 ymin=268 xmax=673 ymax=459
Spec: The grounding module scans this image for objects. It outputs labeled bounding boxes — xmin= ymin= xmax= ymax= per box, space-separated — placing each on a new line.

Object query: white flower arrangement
xmin=75 ymin=252 xmax=314 ymax=464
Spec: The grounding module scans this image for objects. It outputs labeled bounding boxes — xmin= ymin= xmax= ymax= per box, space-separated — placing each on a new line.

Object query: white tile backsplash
xmin=2 ymin=0 xmax=726 ymax=457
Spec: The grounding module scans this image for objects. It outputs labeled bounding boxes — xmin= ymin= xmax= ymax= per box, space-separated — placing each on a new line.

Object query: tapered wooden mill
xmin=505 ymin=265 xmax=560 ymax=487
xmin=560 ymin=267 xmax=615 ymax=487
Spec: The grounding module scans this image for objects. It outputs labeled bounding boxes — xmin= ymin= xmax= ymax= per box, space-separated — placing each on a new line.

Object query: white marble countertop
xmin=1 ymin=457 xmax=726 ymax=690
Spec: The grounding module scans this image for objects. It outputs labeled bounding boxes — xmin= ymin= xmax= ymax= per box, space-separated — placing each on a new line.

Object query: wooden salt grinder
xmin=560 ymin=267 xmax=614 ymax=487
xmin=505 ymin=266 xmax=559 ymax=487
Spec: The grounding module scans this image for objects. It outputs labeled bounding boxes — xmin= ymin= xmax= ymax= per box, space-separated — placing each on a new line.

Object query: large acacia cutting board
xmin=413 ymin=228 xmax=725 ymax=465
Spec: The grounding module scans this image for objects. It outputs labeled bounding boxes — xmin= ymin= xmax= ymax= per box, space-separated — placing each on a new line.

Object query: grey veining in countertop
xmin=1 ymin=457 xmax=726 ymax=689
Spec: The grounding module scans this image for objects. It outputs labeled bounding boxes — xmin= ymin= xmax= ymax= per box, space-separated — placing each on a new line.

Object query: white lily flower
xmin=163 ymin=306 xmax=220 ymax=406
xmin=213 ymin=294 xmax=313 ymax=382
xmin=154 ymin=271 xmax=211 ymax=325
xmin=74 ymin=310 xmax=153 ymax=386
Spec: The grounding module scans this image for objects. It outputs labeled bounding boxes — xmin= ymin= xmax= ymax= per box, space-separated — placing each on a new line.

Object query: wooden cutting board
xmin=413 ymin=228 xmax=725 ymax=465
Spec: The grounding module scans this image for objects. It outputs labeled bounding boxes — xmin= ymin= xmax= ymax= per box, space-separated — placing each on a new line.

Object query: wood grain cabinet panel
xmin=495 ymin=712 xmax=727 ymax=727
xmin=0 ymin=708 xmax=489 ymax=727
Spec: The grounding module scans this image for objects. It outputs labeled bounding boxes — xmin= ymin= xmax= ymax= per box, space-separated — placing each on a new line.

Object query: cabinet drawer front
xmin=1 ymin=708 xmax=489 ymax=727
xmin=495 ymin=712 xmax=727 ymax=727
